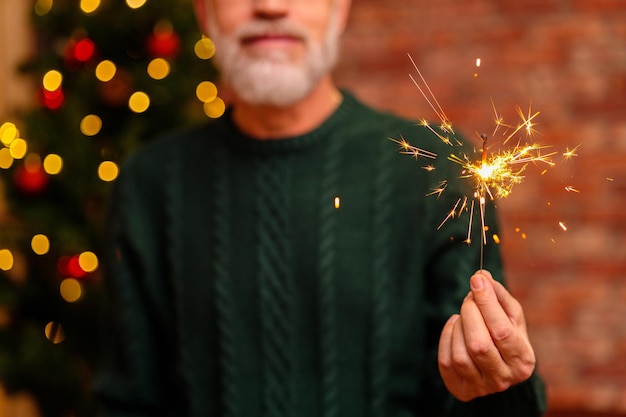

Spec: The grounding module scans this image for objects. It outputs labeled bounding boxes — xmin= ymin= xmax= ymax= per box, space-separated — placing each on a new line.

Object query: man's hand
xmin=437 ymin=269 xmax=536 ymax=402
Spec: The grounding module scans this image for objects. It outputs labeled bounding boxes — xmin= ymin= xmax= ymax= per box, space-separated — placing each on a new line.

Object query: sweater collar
xmin=220 ymin=90 xmax=361 ymax=154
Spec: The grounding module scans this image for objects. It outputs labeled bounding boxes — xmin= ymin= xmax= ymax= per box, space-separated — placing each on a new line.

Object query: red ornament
xmin=39 ymin=86 xmax=65 ymax=110
xmin=58 ymin=255 xmax=89 ymax=279
xmin=73 ymin=38 xmax=96 ymax=62
xmin=13 ymin=162 xmax=49 ymax=195
xmin=64 ymin=37 xmax=98 ymax=70
xmin=146 ymin=29 xmax=180 ymax=58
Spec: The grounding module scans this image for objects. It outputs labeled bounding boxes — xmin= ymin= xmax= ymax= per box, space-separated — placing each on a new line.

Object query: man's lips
xmin=242 ymin=34 xmax=303 ymax=47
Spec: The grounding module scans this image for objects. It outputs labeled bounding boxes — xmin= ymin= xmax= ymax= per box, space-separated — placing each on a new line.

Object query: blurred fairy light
xmin=204 ymin=97 xmax=226 ymax=119
xmin=80 ymin=114 xmax=103 ymax=136
xmin=0 ymin=122 xmax=18 ymax=145
xmin=129 ymin=91 xmax=150 ymax=113
xmin=334 ymin=197 xmax=341 ymax=209
xmin=9 ymin=138 xmax=28 ymax=159
xmin=0 ymin=249 xmax=14 ymax=271
xmin=0 ymin=149 xmax=12 ymax=169
xmin=73 ymin=38 xmax=96 ymax=62
xmin=34 ymin=0 xmax=53 ymax=16
xmin=98 ymin=161 xmax=119 ymax=182
xmin=194 ymin=36 xmax=215 ymax=60
xmin=95 ymin=60 xmax=117 ymax=82
xmin=196 ymin=81 xmax=218 ymax=103
xmin=60 ymin=278 xmax=82 ymax=303
xmin=42 ymin=70 xmax=64 ymax=109
xmin=80 ymin=0 xmax=101 ymax=14
xmin=43 ymin=154 xmax=63 ymax=175
xmin=126 ymin=0 xmax=147 ymax=9
xmin=147 ymin=58 xmax=171 ymax=80
xmin=44 ymin=322 xmax=65 ymax=344
xmin=31 ymin=234 xmax=51 ymax=255
xmin=78 ymin=251 xmax=99 ymax=273
xmin=42 ymin=70 xmax=63 ymax=91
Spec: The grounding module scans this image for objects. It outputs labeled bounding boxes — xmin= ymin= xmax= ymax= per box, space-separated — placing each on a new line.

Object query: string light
xmin=80 ymin=114 xmax=103 ymax=136
xmin=0 ymin=249 xmax=14 ymax=271
xmin=194 ymin=36 xmax=215 ymax=60
xmin=0 ymin=149 xmax=13 ymax=169
xmin=128 ymin=91 xmax=150 ymax=113
xmin=80 ymin=0 xmax=101 ymax=14
xmin=147 ymin=58 xmax=170 ymax=80
xmin=44 ymin=322 xmax=65 ymax=344
xmin=126 ymin=0 xmax=147 ymax=9
xmin=42 ymin=70 xmax=64 ymax=109
xmin=78 ymin=251 xmax=99 ymax=273
xmin=98 ymin=161 xmax=119 ymax=182
xmin=60 ymin=278 xmax=82 ymax=302
xmin=95 ymin=60 xmax=117 ymax=82
xmin=0 ymin=122 xmax=18 ymax=145
xmin=196 ymin=81 xmax=218 ymax=103
xmin=31 ymin=234 xmax=51 ymax=255
xmin=43 ymin=154 xmax=63 ymax=175
xmin=203 ymin=97 xmax=226 ymax=119
xmin=42 ymin=70 xmax=63 ymax=92
xmin=9 ymin=138 xmax=28 ymax=159
xmin=34 ymin=0 xmax=54 ymax=16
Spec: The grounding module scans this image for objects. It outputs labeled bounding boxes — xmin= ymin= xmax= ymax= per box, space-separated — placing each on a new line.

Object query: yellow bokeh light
xmin=43 ymin=154 xmax=63 ymax=175
xmin=0 ymin=122 xmax=18 ymax=145
xmin=44 ymin=321 xmax=66 ymax=344
xmin=196 ymin=81 xmax=218 ymax=103
xmin=9 ymin=138 xmax=28 ymax=159
xmin=0 ymin=148 xmax=13 ymax=169
xmin=147 ymin=58 xmax=170 ymax=80
xmin=0 ymin=249 xmax=14 ymax=271
xmin=128 ymin=91 xmax=150 ymax=113
xmin=194 ymin=36 xmax=215 ymax=60
xmin=95 ymin=60 xmax=117 ymax=82
xmin=98 ymin=161 xmax=119 ymax=182
xmin=35 ymin=0 xmax=54 ymax=16
xmin=126 ymin=0 xmax=147 ymax=9
xmin=78 ymin=251 xmax=99 ymax=273
xmin=80 ymin=114 xmax=103 ymax=136
xmin=203 ymin=97 xmax=226 ymax=119
xmin=80 ymin=0 xmax=100 ymax=14
xmin=60 ymin=278 xmax=82 ymax=303
xmin=42 ymin=70 xmax=63 ymax=92
xmin=31 ymin=234 xmax=50 ymax=255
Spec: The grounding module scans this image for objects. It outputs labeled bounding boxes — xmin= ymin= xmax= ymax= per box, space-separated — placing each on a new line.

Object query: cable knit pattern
xmin=256 ymin=155 xmax=294 ymax=417
xmin=369 ymin=133 xmax=394 ymax=417
xmin=211 ymin=144 xmax=240 ymax=417
xmin=95 ymin=92 xmax=546 ymax=417
xmin=166 ymin=144 xmax=189 ymax=414
xmin=318 ymin=131 xmax=342 ymax=417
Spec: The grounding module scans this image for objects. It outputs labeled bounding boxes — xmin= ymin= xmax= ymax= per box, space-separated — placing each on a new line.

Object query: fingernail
xmin=470 ymin=275 xmax=484 ymax=291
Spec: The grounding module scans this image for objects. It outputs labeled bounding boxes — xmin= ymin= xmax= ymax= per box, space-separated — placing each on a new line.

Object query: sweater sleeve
xmin=416 ymin=136 xmax=547 ymax=417
xmin=92 ymin=160 xmax=179 ymax=417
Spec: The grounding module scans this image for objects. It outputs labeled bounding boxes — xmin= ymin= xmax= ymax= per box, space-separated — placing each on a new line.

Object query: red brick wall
xmin=335 ymin=0 xmax=626 ymax=414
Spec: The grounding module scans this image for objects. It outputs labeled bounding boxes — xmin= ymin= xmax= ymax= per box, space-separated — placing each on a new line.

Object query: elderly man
xmin=94 ymin=0 xmax=546 ymax=416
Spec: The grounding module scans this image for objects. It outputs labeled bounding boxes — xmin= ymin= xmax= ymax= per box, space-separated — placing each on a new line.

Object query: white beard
xmin=208 ymin=12 xmax=340 ymax=107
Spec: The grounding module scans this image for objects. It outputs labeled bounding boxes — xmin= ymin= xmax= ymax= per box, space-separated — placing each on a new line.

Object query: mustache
xmin=234 ymin=19 xmax=310 ymax=42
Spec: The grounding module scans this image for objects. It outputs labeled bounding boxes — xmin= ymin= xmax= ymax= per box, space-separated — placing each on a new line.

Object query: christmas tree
xmin=0 ymin=0 xmax=219 ymax=415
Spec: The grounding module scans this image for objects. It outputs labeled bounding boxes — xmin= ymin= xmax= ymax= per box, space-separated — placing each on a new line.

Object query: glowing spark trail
xmin=393 ymin=54 xmax=569 ymax=268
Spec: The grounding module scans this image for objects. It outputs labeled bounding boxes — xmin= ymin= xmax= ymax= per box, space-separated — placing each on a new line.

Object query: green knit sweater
xmin=94 ymin=91 xmax=546 ymax=417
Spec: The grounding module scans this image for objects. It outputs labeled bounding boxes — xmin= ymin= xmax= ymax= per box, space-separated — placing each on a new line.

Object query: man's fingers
xmin=470 ymin=271 xmax=536 ymax=375
xmin=459 ymin=292 xmax=506 ymax=372
xmin=469 ymin=272 xmax=517 ymax=348
xmin=438 ymin=314 xmax=457 ymax=371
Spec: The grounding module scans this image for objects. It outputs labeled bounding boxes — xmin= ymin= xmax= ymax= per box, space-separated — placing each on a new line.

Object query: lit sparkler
xmin=393 ymin=54 xmax=569 ymax=268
